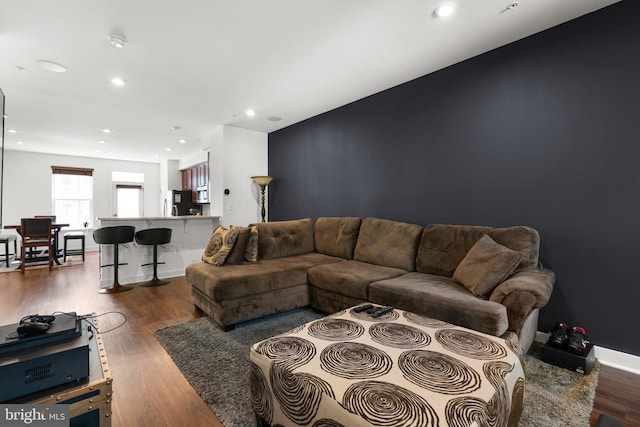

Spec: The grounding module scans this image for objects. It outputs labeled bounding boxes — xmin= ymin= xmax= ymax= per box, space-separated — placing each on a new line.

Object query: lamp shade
xmin=251 ymin=175 xmax=273 ymax=186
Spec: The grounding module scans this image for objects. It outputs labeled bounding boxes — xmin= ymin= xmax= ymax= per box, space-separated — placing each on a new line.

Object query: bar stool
xmin=0 ymin=235 xmax=17 ymax=268
xmin=135 ymin=228 xmax=172 ymax=286
xmin=93 ymin=226 xmax=135 ymax=294
xmin=63 ymin=231 xmax=86 ymax=262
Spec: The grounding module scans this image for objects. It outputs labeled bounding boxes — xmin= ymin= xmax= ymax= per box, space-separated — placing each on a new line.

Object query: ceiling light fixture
xmin=109 ymin=35 xmax=126 ymax=49
xmin=171 ymin=126 xmax=182 ymax=131
xmin=36 ymin=60 xmax=67 ymax=73
xmin=246 ymin=109 xmax=256 ymax=117
xmin=179 ymin=139 xmax=187 ymax=144
xmin=434 ymin=2 xmax=456 ymax=18
xmin=16 ymin=141 xmax=24 ymax=145
xmin=506 ymin=2 xmax=519 ymax=11
xmin=98 ymin=140 xmax=107 ymax=144
xmin=165 ymin=148 xmax=172 ymax=152
xmin=102 ymin=128 xmax=112 ymax=133
xmin=8 ymin=129 xmax=17 ymax=133
xmin=267 ymin=116 xmax=282 ymax=122
xmin=110 ymin=77 xmax=126 ymax=86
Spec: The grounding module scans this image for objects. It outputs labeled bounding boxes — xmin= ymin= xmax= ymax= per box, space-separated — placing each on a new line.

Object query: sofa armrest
xmin=489 ymin=268 xmax=555 ymax=308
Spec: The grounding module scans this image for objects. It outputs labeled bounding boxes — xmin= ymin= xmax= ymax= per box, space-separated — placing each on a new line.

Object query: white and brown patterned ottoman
xmin=250 ymin=305 xmax=525 ymax=427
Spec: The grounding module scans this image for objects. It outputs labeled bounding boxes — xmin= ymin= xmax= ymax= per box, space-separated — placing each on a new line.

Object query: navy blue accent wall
xmin=268 ymin=1 xmax=640 ymax=355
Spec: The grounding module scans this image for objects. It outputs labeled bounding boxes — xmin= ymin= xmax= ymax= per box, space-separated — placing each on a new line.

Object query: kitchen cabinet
xmin=181 ymin=160 xmax=209 ymax=204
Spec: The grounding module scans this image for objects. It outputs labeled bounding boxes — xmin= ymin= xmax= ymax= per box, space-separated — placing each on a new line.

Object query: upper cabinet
xmin=181 ymin=159 xmax=209 ymax=204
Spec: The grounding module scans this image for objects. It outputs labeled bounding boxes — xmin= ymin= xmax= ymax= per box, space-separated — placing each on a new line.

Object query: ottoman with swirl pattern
xmin=250 ymin=305 xmax=525 ymax=427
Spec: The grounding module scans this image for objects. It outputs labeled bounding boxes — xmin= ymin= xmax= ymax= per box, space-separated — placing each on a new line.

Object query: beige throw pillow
xmin=245 ymin=224 xmax=258 ymax=262
xmin=202 ymin=225 xmax=239 ymax=266
xmin=453 ymin=234 xmax=522 ymax=298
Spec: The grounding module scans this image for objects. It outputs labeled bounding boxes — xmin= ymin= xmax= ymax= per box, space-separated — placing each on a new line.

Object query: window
xmin=52 ymin=166 xmax=93 ymax=229
xmin=115 ymin=184 xmax=143 ymax=217
xmin=112 ymin=171 xmax=144 ymax=218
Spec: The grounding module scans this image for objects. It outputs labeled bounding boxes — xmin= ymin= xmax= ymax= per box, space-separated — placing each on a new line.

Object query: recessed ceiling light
xmin=267 ymin=116 xmax=282 ymax=122
xmin=3 ymin=114 xmax=8 ymax=119
xmin=36 ymin=60 xmax=67 ymax=73
xmin=16 ymin=141 xmax=24 ymax=145
xmin=171 ymin=126 xmax=182 ymax=131
xmin=165 ymin=148 xmax=172 ymax=152
xmin=179 ymin=139 xmax=187 ymax=144
xmin=102 ymin=128 xmax=112 ymax=133
xmin=108 ymin=35 xmax=126 ymax=49
xmin=15 ymin=66 xmax=25 ymax=72
xmin=8 ymin=129 xmax=17 ymax=133
xmin=434 ymin=2 xmax=456 ymax=18
xmin=110 ymin=77 xmax=126 ymax=86
xmin=246 ymin=109 xmax=256 ymax=117
xmin=506 ymin=2 xmax=519 ymax=11
xmin=98 ymin=140 xmax=107 ymax=144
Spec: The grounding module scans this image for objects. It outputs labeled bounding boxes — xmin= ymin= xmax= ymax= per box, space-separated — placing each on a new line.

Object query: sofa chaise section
xmin=186 ymin=218 xmax=341 ymax=330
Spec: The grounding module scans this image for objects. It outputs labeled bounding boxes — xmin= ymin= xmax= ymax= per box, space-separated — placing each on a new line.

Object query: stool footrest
xmin=100 ymin=262 xmax=128 ymax=268
xmin=141 ymin=261 xmax=166 ymax=267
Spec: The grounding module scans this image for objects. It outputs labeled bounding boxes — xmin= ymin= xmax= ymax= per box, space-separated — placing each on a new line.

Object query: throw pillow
xmin=453 ymin=234 xmax=522 ymax=298
xmin=202 ymin=225 xmax=239 ymax=266
xmin=225 ymin=226 xmax=251 ymax=265
xmin=245 ymin=224 xmax=258 ymax=262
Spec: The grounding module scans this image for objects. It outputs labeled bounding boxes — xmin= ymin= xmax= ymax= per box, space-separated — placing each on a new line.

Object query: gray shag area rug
xmin=154 ymin=309 xmax=599 ymax=427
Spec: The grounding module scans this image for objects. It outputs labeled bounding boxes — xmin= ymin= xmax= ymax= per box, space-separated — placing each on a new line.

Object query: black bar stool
xmin=64 ymin=231 xmax=86 ymax=262
xmin=0 ymin=235 xmax=17 ymax=268
xmin=93 ymin=226 xmax=135 ymax=294
xmin=135 ymin=228 xmax=172 ymax=286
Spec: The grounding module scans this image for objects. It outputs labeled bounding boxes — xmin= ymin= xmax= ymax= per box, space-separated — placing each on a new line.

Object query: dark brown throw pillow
xmin=453 ymin=234 xmax=522 ymax=298
xmin=225 ymin=226 xmax=250 ymax=265
xmin=202 ymin=225 xmax=239 ymax=266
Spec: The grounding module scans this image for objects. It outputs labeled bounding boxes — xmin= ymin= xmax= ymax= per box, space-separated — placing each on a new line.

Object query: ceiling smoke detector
xmin=109 ymin=35 xmax=126 ymax=49
xmin=507 ymin=2 xmax=519 ymax=11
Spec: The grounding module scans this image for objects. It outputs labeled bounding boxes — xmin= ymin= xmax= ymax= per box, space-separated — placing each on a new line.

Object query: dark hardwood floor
xmin=1 ymin=252 xmax=638 ymax=426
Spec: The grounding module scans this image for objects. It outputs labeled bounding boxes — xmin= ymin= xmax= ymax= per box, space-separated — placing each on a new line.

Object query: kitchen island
xmin=96 ymin=216 xmax=220 ymax=289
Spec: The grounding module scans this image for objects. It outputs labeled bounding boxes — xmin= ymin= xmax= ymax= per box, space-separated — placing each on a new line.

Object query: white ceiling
xmin=0 ymin=0 xmax=621 ymax=163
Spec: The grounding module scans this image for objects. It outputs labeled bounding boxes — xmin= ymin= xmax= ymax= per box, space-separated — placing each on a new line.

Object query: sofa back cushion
xmin=354 ymin=217 xmax=423 ymax=271
xmin=487 ymin=226 xmax=540 ymax=271
xmin=417 ymin=224 xmax=540 ymax=276
xmin=258 ymin=218 xmax=314 ymax=260
xmin=314 ymin=217 xmax=362 ymax=259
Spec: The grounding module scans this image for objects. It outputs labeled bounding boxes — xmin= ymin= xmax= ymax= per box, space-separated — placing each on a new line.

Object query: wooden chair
xmin=20 ymin=217 xmax=55 ymax=273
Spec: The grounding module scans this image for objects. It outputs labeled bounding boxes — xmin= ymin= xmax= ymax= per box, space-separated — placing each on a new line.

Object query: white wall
xmin=2 ymin=150 xmax=161 ymax=249
xmin=221 ymin=126 xmax=269 ymax=227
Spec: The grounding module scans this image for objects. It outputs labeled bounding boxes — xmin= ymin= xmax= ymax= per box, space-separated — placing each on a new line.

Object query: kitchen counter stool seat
xmin=93 ymin=225 xmax=135 ymax=293
xmin=135 ymin=228 xmax=172 ymax=286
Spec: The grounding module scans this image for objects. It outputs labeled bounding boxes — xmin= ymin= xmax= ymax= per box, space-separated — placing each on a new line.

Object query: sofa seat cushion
xmin=186 ymin=252 xmax=341 ymax=301
xmin=368 ymin=272 xmax=509 ymax=337
xmin=308 ymin=260 xmax=407 ymax=300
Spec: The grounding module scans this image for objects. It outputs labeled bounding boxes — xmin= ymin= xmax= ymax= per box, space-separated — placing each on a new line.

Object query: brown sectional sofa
xmin=185 ymin=216 xmax=555 ymax=353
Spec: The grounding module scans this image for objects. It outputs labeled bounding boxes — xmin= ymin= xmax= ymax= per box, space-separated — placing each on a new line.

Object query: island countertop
xmin=98 ymin=215 xmax=221 ymax=221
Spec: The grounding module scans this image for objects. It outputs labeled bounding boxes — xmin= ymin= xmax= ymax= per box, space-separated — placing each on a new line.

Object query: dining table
xmin=3 ymin=222 xmax=69 ymax=266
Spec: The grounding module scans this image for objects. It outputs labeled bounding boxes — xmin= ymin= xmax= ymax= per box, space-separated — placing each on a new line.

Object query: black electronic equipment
xmin=0 ymin=318 xmax=90 ymax=402
xmin=0 ymin=312 xmax=80 ymax=356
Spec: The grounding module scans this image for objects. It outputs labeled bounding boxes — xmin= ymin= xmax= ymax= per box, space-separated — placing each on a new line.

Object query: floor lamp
xmin=251 ymin=176 xmax=273 ymax=222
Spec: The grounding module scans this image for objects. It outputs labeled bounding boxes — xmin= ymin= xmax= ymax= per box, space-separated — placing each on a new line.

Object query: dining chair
xmin=20 ymin=217 xmax=55 ymax=273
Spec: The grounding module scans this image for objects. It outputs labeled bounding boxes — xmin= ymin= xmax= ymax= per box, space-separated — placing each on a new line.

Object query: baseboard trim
xmin=535 ymin=331 xmax=640 ymax=375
